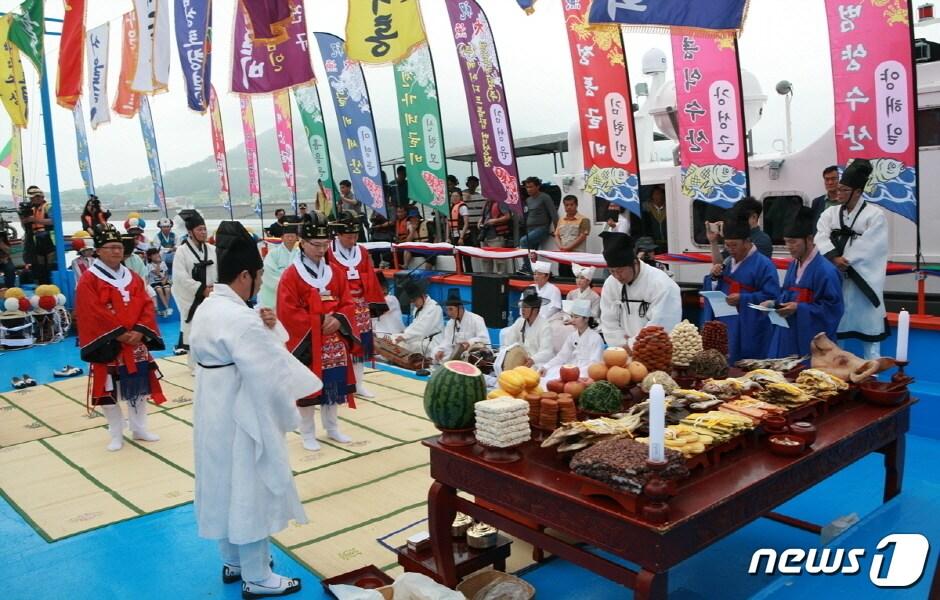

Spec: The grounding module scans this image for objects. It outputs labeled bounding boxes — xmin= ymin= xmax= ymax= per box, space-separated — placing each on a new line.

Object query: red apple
xmin=547 ymin=379 xmax=566 ymax=393
xmin=559 ymin=364 xmax=581 ymax=383
xmin=563 ymin=381 xmax=585 ymax=400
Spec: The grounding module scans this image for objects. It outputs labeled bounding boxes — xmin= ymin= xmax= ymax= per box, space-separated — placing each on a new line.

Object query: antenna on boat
xmin=776 ymin=80 xmax=794 ymax=155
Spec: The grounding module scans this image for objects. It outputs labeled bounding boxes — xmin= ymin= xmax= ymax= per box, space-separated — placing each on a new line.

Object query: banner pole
xmin=733 ymin=37 xmax=750 ymax=198
xmin=39 ymin=46 xmax=68 ymax=295
xmin=907 ymin=0 xmax=921 ymax=270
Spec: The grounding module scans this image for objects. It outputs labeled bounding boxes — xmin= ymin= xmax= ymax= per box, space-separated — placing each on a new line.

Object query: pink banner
xmin=239 ymin=94 xmax=261 ymax=198
xmin=825 ymin=1 xmax=917 ymax=222
xmin=671 ymin=31 xmax=748 ymax=208
xmin=209 ymin=86 xmax=230 ymax=201
xmin=564 ymin=2 xmax=640 ymax=215
xmin=231 ymin=0 xmax=315 ymax=95
xmin=273 ymin=90 xmax=297 ymax=212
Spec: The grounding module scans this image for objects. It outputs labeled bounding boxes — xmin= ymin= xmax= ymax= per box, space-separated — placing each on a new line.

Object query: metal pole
xmin=39 ymin=48 xmax=68 ymax=296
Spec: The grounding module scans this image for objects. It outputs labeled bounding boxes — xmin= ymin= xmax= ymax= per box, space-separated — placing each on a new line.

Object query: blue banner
xmin=314 ymin=32 xmax=387 ymax=217
xmin=174 ymin=0 xmax=211 ymax=113
xmin=588 ymin=0 xmax=748 ymax=31
xmin=139 ymin=96 xmax=167 ymax=211
xmin=516 ymin=0 xmax=536 ymax=13
xmin=72 ymin=99 xmax=96 ymax=197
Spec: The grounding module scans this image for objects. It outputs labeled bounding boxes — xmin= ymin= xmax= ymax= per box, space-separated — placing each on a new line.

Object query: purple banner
xmin=444 ymin=0 xmax=521 ymax=213
xmin=231 ymin=0 xmax=314 ymax=95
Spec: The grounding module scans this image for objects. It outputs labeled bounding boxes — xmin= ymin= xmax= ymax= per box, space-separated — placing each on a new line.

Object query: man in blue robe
xmin=702 ymin=214 xmax=780 ymax=362
xmin=766 ymin=206 xmax=844 ymax=358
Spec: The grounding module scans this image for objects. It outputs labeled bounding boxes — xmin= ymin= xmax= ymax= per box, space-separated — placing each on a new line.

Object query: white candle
xmin=649 ymin=384 xmax=666 ymax=463
xmin=896 ymin=309 xmax=910 ymax=363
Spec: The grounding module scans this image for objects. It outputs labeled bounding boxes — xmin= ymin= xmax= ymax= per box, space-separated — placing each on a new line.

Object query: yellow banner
xmin=345 ymin=0 xmax=426 ymax=64
xmin=0 ymin=15 xmax=28 ymax=128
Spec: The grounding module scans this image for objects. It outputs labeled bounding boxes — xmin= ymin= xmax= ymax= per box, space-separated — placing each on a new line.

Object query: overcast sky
xmin=0 ymin=0 xmax=892 ymax=194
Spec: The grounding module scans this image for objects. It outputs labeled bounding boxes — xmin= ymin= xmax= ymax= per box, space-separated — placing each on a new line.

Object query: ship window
xmin=761 ymin=195 xmax=804 ymax=244
xmin=691 ymin=200 xmax=730 ymax=245
xmin=918 ymin=107 xmax=940 ymax=147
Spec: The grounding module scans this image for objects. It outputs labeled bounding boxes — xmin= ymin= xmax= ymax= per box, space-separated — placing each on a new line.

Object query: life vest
xmin=449 ymin=200 xmax=466 ymax=231
xmin=483 ymin=200 xmax=510 ymax=237
xmin=396 ymin=218 xmax=410 ymax=242
xmin=31 ymin=204 xmax=48 ymax=232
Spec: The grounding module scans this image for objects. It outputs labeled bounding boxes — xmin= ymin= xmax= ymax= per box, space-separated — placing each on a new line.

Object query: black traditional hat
xmin=279 ymin=214 xmax=302 ymax=236
xmin=180 ymin=209 xmax=205 ymax=231
xmin=840 ymin=158 xmax=873 ymax=190
xmin=519 ymin=286 xmax=550 ymax=308
xmin=120 ymin=234 xmax=137 ymax=256
xmin=93 ymin=224 xmax=123 ymax=248
xmin=635 ymin=236 xmax=657 ymax=253
xmin=601 ymin=231 xmax=636 ymax=268
xmin=215 ymin=220 xmax=263 ymax=282
xmin=300 ymin=212 xmax=331 ymax=240
xmin=445 ymin=288 xmax=465 ymax=307
xmin=784 ymin=206 xmax=817 ymax=239
xmin=329 ymin=210 xmax=360 ymax=235
xmin=401 ymin=277 xmax=429 ymax=301
xmin=722 ymin=213 xmax=752 ymax=241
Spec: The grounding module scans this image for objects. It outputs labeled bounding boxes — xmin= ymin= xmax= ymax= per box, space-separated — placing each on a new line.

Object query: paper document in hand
xmin=699 ymin=291 xmax=738 ymax=317
xmin=747 ymin=303 xmax=790 ymax=329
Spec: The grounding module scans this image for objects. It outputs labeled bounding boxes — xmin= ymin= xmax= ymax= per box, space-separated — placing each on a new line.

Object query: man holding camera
xmin=20 ymin=185 xmax=55 ymax=285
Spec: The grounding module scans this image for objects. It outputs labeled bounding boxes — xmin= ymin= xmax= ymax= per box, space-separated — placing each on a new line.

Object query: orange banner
xmin=56 ymin=0 xmax=85 ymax=109
xmin=113 ymin=11 xmax=140 ymax=118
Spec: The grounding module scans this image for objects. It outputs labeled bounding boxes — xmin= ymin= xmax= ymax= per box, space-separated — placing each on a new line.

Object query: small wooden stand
xmin=396 ymin=534 xmax=512 ymax=584
xmin=437 ymin=427 xmax=476 ymax=447
xmin=641 ymin=459 xmax=671 ymax=524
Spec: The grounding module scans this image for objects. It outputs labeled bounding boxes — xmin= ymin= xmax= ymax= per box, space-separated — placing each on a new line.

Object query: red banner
xmin=564 ymin=2 xmax=640 ymax=215
xmin=113 ymin=11 xmax=140 ymax=118
xmin=209 ymin=86 xmax=230 ymax=197
xmin=56 ymin=0 xmax=86 ymax=109
xmin=825 ymin=0 xmax=917 ymax=222
xmin=671 ymin=31 xmax=748 ymax=208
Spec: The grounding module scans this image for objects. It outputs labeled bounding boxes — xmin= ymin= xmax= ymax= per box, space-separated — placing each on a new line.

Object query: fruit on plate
xmin=423 ymin=361 xmax=487 ymax=429
xmin=631 ymin=326 xmax=673 ymax=373
xmin=513 ymin=366 xmax=541 ymax=390
xmin=559 ymin=364 xmax=581 ymax=383
xmin=487 ymin=388 xmax=512 ymax=399
xmin=547 ymin=379 xmax=566 ymax=393
xmin=603 ymin=347 xmax=629 ymax=368
xmin=702 ymin=321 xmax=729 ymax=357
xmin=628 ymin=361 xmax=648 ymax=383
xmin=606 ymin=365 xmax=632 ymax=389
xmin=563 ymin=380 xmax=585 ymax=399
xmin=497 ymin=370 xmax=525 ymax=395
xmin=587 ymin=362 xmax=609 ymax=381
xmin=578 ymin=380 xmax=623 ymax=414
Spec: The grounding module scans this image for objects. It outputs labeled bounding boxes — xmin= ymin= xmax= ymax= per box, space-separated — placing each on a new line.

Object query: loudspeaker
xmin=472 ymin=274 xmax=509 ymax=328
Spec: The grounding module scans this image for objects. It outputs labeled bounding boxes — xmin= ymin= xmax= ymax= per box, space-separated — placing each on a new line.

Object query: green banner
xmin=8 ymin=0 xmax=43 ymax=73
xmin=292 ymin=85 xmax=337 ymax=215
xmin=394 ymin=43 xmax=448 ymax=215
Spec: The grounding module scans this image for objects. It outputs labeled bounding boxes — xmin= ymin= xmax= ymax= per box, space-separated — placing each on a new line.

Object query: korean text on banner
xmin=564 ymin=1 xmax=640 ymax=215
xmin=293 ymin=85 xmax=336 ymax=210
xmin=671 ymin=31 xmax=748 ymax=208
xmin=444 ymin=0 xmax=521 ymax=213
xmin=394 ymin=44 xmax=448 ymax=215
xmin=73 ymin=100 xmax=96 ymax=197
xmin=9 ymin=126 xmax=24 ymax=205
xmin=174 ymin=0 xmax=212 ymax=113
xmin=139 ymin=95 xmax=166 ymax=211
xmin=589 ymin=0 xmax=749 ymax=32
xmin=8 ymin=0 xmax=43 ymax=73
xmin=209 ymin=86 xmax=230 ymax=205
xmin=314 ymin=32 xmax=386 ymax=216
xmin=232 ymin=0 xmax=315 ymax=95
xmin=57 ymin=0 xmax=85 ymax=110
xmin=273 ymin=90 xmax=298 ymax=213
xmin=86 ymin=23 xmax=111 ymax=129
xmin=825 ymin=1 xmax=917 ymax=222
xmin=346 ymin=0 xmax=427 ymax=64
xmin=0 ymin=16 xmax=28 ymax=127
xmin=131 ymin=0 xmax=171 ymax=94
xmin=113 ymin=11 xmax=141 ymax=118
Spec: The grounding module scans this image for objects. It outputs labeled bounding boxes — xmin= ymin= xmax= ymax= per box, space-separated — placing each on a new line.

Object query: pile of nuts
xmin=670 ymin=320 xmax=703 ymax=367
xmin=702 ymin=320 xmax=729 ymax=357
xmin=570 ymin=438 xmax=689 ymax=494
xmin=688 ymin=349 xmax=730 ymax=379
xmin=632 ymin=326 xmax=673 ymax=373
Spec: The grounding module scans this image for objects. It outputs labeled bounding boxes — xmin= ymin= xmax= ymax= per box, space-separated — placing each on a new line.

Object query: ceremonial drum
xmin=374 ymin=336 xmax=429 ymax=371
xmin=0 ymin=312 xmax=35 ymax=349
xmin=493 ymin=343 xmax=530 ymax=375
xmin=464 ymin=343 xmax=495 ymax=374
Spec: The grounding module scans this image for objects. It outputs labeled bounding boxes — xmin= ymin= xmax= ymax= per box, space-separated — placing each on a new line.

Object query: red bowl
xmin=768 ymin=434 xmax=806 ymax=457
xmin=355 ymin=576 xmax=387 ymax=589
xmin=858 ymin=381 xmax=908 ymax=406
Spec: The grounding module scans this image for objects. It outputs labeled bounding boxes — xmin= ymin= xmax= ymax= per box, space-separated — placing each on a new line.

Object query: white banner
xmin=86 ymin=23 xmax=111 ymax=129
xmin=131 ymin=0 xmax=170 ymax=93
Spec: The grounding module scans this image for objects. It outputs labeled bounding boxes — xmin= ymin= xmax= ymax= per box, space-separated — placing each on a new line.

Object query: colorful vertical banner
xmin=174 ymin=0 xmax=212 ymax=113
xmin=239 ymin=95 xmax=263 ymax=214
xmin=825 ymin=1 xmax=917 ymax=222
xmin=273 ymin=91 xmax=298 ymax=213
xmin=138 ymin=95 xmax=167 ymax=212
xmin=131 ymin=0 xmax=171 ymax=94
xmin=564 ymin=2 xmax=641 ymax=215
xmin=57 ymin=0 xmax=85 ymax=109
xmin=345 ymin=0 xmax=427 ymax=64
xmin=314 ymin=32 xmax=386 ymax=216
xmin=8 ymin=126 xmax=24 ymax=205
xmin=589 ymin=0 xmax=749 ymax=32
xmin=0 ymin=15 xmax=28 ymax=127
xmin=232 ymin=0 xmax=315 ymax=95
xmin=293 ymin=85 xmax=336 ymax=209
xmin=515 ymin=1 xmax=537 ymax=14
xmin=444 ymin=0 xmax=522 ymax=213
xmin=209 ymin=86 xmax=232 ymax=210
xmin=393 ymin=44 xmax=448 ymax=214
xmin=86 ymin=23 xmax=111 ymax=129
xmin=671 ymin=31 xmax=748 ymax=207
xmin=9 ymin=0 xmax=44 ymax=73
xmin=73 ymin=100 xmax=96 ymax=197
xmin=113 ymin=11 xmax=141 ymax=118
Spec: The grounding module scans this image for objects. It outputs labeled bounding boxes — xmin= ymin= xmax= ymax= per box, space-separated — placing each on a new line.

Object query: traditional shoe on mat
xmin=22 ymin=374 xmax=37 ymax=387
xmin=53 ymin=365 xmax=83 ymax=378
xmin=11 ymin=376 xmax=26 ymax=390
xmin=173 ymin=347 xmax=188 ymax=356
xmin=327 ymin=430 xmax=352 ymax=444
xmin=355 ymin=386 xmax=376 ymax=399
xmin=301 ymin=437 xmax=321 ymax=452
xmin=223 ymin=559 xmax=275 ymax=584
xmin=132 ymin=430 xmax=160 ymax=442
xmin=241 ymin=576 xmax=301 ymax=598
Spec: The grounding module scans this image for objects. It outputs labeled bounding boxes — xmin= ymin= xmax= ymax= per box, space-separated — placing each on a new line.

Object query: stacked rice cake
xmin=474 ymin=398 xmax=531 ymax=448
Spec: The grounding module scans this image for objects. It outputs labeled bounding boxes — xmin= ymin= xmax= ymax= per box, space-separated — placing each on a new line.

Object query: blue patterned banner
xmin=139 ymin=95 xmax=167 ymax=211
xmin=589 ymin=0 xmax=748 ymax=32
xmin=72 ymin=99 xmax=95 ymax=196
xmin=314 ymin=32 xmax=386 ymax=217
xmin=174 ymin=0 xmax=211 ymax=112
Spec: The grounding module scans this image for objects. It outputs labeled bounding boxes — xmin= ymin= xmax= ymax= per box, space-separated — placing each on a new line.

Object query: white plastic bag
xmin=392 ymin=572 xmax=465 ymax=600
xmin=328 ymin=583 xmax=385 ymax=600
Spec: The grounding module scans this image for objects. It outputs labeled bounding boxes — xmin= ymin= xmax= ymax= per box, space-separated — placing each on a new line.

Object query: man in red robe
xmin=278 ymin=214 xmax=360 ymax=451
xmin=327 ymin=211 xmax=386 ymax=398
xmin=76 ymin=224 xmax=166 ymax=451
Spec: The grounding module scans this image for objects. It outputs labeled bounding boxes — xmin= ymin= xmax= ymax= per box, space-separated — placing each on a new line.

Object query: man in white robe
xmin=500 ymin=287 xmax=555 ymax=368
xmin=599 ymin=232 xmax=682 ymax=348
xmin=190 ymin=221 xmax=318 ymax=598
xmin=431 ymin=288 xmax=491 ymax=363
xmin=566 ymin=263 xmax=601 ymax=317
xmin=814 ymin=158 xmax=889 ymax=359
xmin=258 ymin=216 xmax=301 ymax=310
xmin=172 ymin=211 xmax=217 ymax=354
xmin=372 ymin=272 xmax=404 ymax=337
xmin=394 ymin=279 xmax=444 ymax=356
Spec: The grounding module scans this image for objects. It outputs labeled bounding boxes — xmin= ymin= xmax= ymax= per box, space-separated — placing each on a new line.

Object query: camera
xmin=17 ymin=201 xmax=33 ymax=219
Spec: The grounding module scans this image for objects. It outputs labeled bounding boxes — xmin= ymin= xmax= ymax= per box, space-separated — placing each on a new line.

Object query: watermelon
xmin=423 ymin=361 xmax=487 ymax=429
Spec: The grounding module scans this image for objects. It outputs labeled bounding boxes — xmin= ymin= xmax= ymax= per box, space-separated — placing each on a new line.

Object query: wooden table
xmin=424 ymin=398 xmax=912 ymax=599
xmin=396 ymin=535 xmax=512 ymax=581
